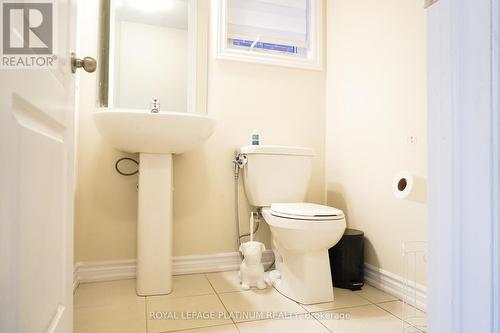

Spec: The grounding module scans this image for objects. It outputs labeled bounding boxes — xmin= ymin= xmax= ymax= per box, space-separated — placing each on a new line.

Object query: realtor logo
xmin=1 ymin=1 xmax=56 ymax=68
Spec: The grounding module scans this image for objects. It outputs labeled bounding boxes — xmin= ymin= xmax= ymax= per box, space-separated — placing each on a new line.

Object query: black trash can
xmin=328 ymin=228 xmax=364 ymax=290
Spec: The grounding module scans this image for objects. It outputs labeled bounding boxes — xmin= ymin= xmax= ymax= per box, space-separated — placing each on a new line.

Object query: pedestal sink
xmin=94 ymin=108 xmax=216 ymax=296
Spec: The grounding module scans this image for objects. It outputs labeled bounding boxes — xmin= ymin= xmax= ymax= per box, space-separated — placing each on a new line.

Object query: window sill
xmin=216 ymin=47 xmax=323 ymax=71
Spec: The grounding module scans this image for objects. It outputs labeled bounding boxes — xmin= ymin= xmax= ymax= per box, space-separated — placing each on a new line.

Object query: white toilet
xmin=239 ymin=145 xmax=346 ymax=305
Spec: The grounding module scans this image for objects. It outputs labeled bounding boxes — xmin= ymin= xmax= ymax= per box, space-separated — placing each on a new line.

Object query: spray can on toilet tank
xmin=251 ymin=130 xmax=260 ymax=145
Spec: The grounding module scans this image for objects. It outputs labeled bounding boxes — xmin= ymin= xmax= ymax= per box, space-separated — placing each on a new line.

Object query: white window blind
xmin=227 ymin=0 xmax=309 ymax=48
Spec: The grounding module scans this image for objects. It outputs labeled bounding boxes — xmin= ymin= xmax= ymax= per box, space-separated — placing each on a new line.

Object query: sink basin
xmin=93 ymin=108 xmax=216 ymax=154
xmin=93 ymin=107 xmax=216 ymax=296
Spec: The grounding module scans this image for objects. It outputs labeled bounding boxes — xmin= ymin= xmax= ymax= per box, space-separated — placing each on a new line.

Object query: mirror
xmin=100 ymin=0 xmax=208 ymax=114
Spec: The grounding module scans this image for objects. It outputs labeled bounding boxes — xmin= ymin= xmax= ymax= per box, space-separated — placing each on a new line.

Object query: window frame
xmin=215 ymin=0 xmax=323 ymax=71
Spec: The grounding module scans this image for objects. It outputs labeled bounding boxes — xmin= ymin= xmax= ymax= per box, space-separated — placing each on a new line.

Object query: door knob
xmin=71 ymin=52 xmax=97 ymax=73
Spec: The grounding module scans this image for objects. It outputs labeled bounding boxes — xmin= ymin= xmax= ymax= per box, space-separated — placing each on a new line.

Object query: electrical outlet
xmin=408 ymin=136 xmax=417 ymax=145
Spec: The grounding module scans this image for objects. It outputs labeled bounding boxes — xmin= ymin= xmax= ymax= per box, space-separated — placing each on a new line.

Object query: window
xmin=216 ymin=0 xmax=323 ymax=70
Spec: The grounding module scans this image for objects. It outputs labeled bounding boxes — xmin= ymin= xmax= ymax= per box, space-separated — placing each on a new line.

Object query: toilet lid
xmin=270 ymin=203 xmax=344 ymax=221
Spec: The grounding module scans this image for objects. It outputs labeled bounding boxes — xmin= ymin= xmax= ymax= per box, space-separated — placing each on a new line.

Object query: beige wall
xmin=76 ymin=0 xmax=427 ymax=286
xmin=74 ymin=0 xmax=325 ymax=262
xmin=325 ymin=0 xmax=427 ymax=282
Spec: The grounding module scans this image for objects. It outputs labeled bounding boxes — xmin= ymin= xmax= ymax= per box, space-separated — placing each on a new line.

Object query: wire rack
xmin=402 ymin=241 xmax=427 ymax=332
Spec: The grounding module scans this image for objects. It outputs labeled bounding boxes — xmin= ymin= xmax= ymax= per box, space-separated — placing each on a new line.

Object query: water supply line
xmin=233 ymin=152 xmax=275 ymax=271
xmin=233 ymin=152 xmax=259 ymax=249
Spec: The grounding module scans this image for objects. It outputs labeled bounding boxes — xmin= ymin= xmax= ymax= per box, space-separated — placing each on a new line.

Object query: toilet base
xmin=261 ymin=207 xmax=345 ymax=305
xmin=271 ymin=247 xmax=334 ymax=305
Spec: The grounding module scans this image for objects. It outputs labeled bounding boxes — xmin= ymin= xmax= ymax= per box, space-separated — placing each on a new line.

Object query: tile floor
xmin=74 ymin=271 xmax=426 ymax=333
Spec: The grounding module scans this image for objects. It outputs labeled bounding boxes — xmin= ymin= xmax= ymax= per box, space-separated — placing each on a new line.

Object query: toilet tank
xmin=239 ymin=145 xmax=315 ymax=207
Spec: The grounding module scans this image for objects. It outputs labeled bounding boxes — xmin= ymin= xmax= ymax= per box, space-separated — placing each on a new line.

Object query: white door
xmin=428 ymin=0 xmax=499 ymax=332
xmin=0 ymin=1 xmax=78 ymax=332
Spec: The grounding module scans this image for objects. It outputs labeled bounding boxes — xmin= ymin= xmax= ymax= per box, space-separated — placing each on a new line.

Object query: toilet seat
xmin=263 ymin=203 xmax=346 ymax=231
xmin=269 ymin=202 xmax=344 ymax=221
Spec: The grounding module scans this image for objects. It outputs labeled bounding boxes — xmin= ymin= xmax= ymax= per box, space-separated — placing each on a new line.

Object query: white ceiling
xmin=116 ymin=0 xmax=188 ymax=30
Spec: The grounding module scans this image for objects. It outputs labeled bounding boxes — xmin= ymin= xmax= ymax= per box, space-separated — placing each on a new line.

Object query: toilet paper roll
xmin=392 ymin=171 xmax=427 ymax=204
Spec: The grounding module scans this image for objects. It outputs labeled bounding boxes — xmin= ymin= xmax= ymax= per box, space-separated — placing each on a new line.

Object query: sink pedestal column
xmin=136 ymin=153 xmax=173 ymax=296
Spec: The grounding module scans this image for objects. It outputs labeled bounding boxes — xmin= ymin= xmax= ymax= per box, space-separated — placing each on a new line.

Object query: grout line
xmin=308 ymin=313 xmax=335 ymax=333
xmin=353 ymin=290 xmax=399 ymax=304
xmin=234 ymin=320 xmax=242 ymax=333
xmin=351 ymin=293 xmax=376 ymax=304
xmin=204 ymin=274 xmax=306 ymax=327
xmin=234 ymin=316 xmax=293 ymax=325
xmin=204 ymin=273 xmax=237 ymax=326
xmin=206 ymin=269 xmax=246 ymax=331
xmin=372 ymin=301 xmax=401 ymax=318
xmin=160 ymin=322 xmax=239 ymax=333
xmin=373 ymin=302 xmax=415 ymax=332
xmin=375 ymin=299 xmax=401 ymax=305
xmin=141 ymin=276 xmax=234 ymax=333
xmin=297 ymin=301 xmax=309 ymax=313
xmin=270 ymin=284 xmax=315 ymax=310
xmin=372 ymin=302 xmax=426 ymax=333
xmin=215 ymin=288 xmax=265 ymax=295
xmin=302 ymin=302 xmax=377 ymax=314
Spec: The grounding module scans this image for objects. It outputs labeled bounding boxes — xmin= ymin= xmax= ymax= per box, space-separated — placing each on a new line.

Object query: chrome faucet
xmin=151 ymin=98 xmax=160 ymax=113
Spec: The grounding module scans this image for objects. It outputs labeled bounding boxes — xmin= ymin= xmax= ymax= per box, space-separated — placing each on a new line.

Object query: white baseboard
xmin=74 ymin=250 xmax=274 ymax=291
xmin=73 ymin=253 xmax=427 ymax=311
xmin=364 ymin=263 xmax=427 ymax=311
xmin=75 ymin=259 xmax=136 ymax=287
